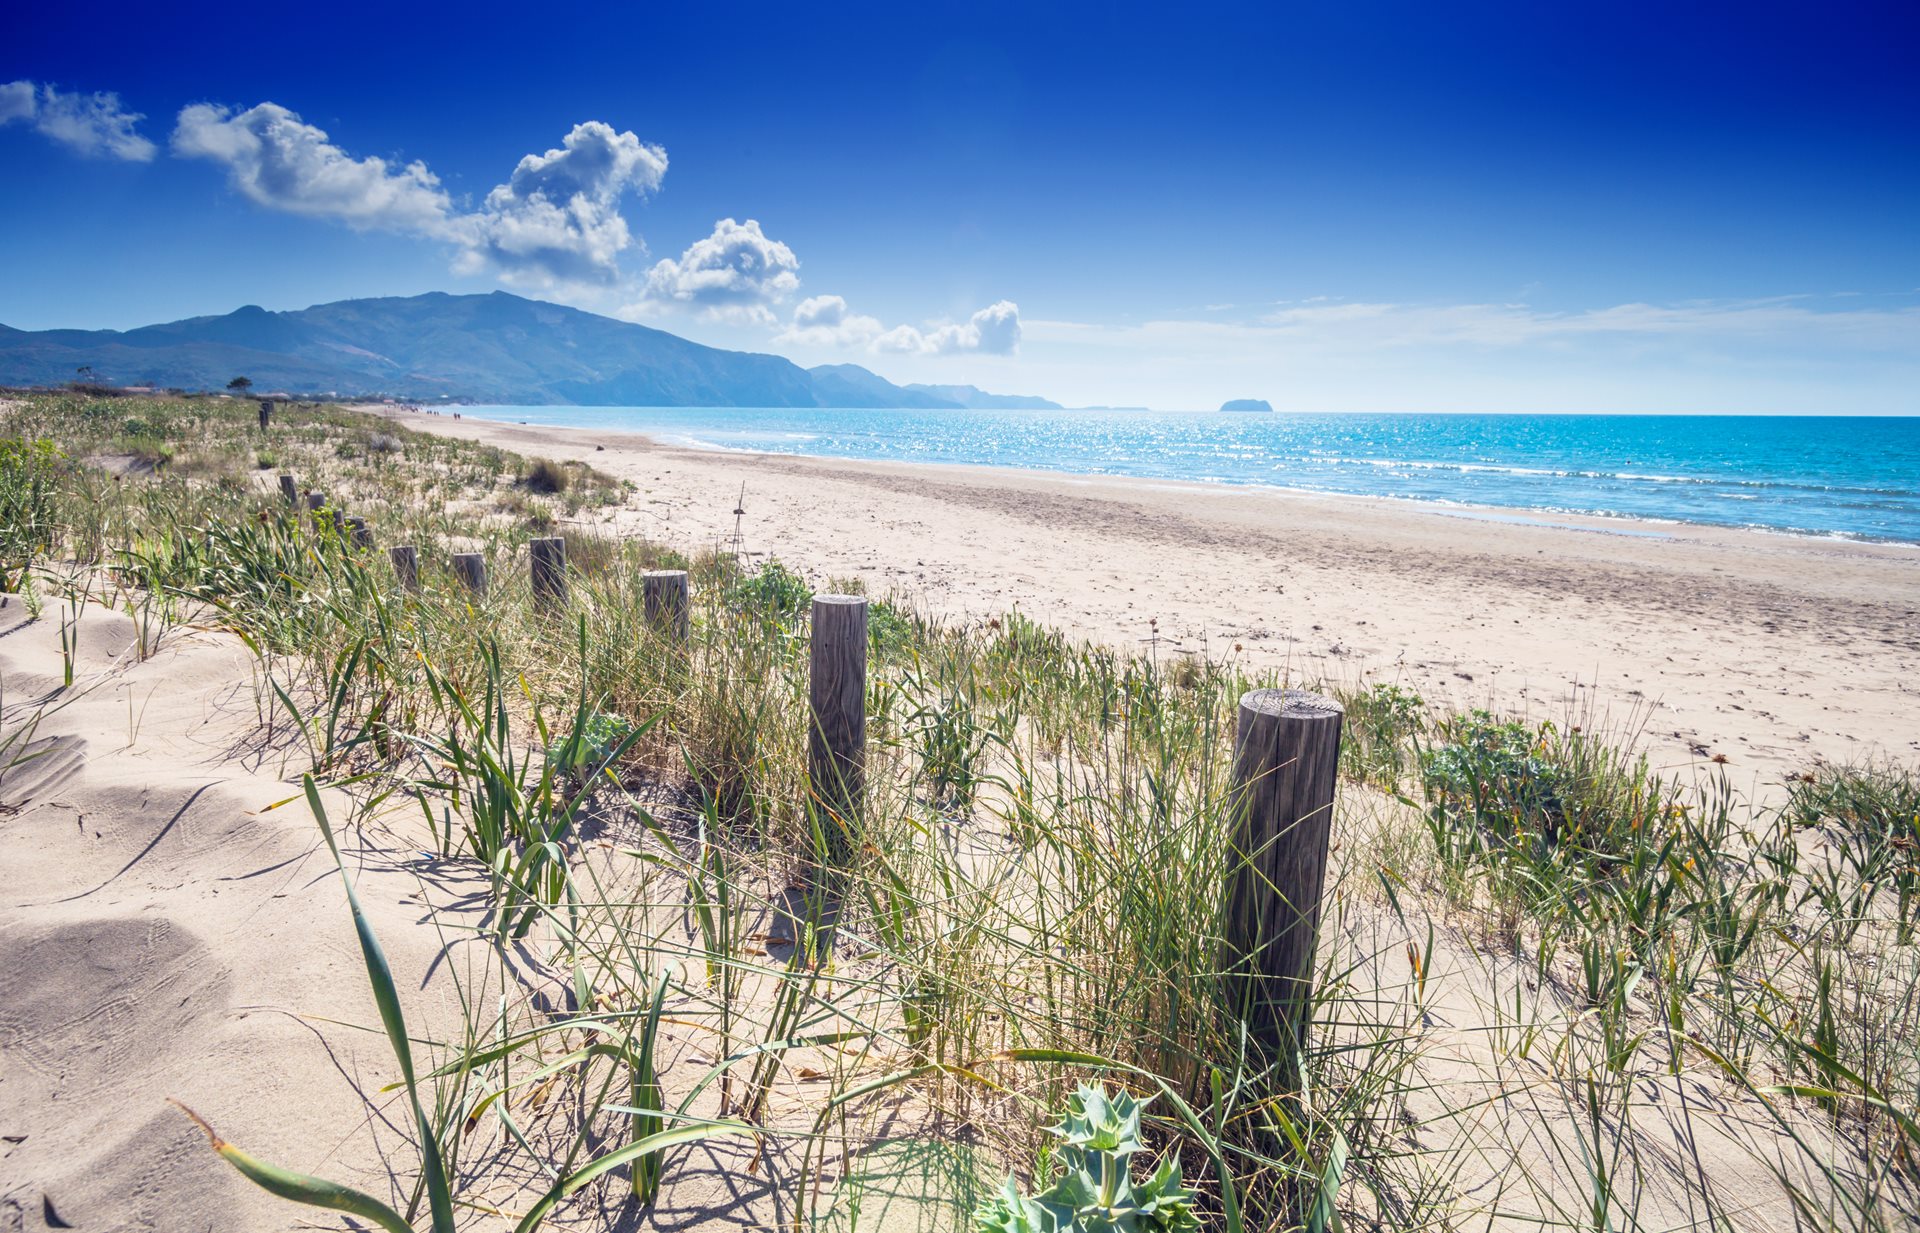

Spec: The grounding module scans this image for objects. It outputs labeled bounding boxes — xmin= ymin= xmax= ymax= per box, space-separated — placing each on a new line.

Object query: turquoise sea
xmin=458 ymin=406 xmax=1920 ymax=544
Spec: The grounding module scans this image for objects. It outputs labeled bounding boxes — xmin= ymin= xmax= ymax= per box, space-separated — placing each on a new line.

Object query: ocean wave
xmin=1301 ymin=455 xmax=1916 ymax=499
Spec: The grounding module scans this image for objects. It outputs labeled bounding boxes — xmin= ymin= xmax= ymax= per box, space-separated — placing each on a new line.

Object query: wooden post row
xmin=453 ymin=552 xmax=487 ymax=597
xmin=1219 ymin=688 xmax=1344 ymax=1070
xmin=530 ymin=536 xmax=567 ymax=609
xmin=642 ymin=569 xmax=690 ymax=642
xmin=807 ymin=594 xmax=867 ymax=865
xmin=389 ymin=544 xmax=419 ymax=592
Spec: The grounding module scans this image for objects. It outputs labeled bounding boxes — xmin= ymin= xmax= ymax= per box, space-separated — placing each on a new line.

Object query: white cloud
xmin=1239 ymin=296 xmax=1920 ymax=351
xmin=459 ymin=121 xmax=668 ymax=287
xmin=1 ymin=80 xmax=155 ymax=161
xmin=172 ymin=102 xmax=453 ymax=231
xmin=172 ymin=105 xmax=668 ymax=288
xmin=774 ymin=294 xmax=884 ymax=347
xmin=775 ymin=295 xmax=1024 ymax=356
xmin=0 ymin=81 xmax=34 ymax=125
xmin=875 ymin=299 xmax=1022 ymax=355
xmin=638 ymin=218 xmax=799 ymax=322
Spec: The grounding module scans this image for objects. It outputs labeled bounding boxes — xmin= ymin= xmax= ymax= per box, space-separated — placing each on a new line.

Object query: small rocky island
xmin=1219 ymin=398 xmax=1274 ymax=412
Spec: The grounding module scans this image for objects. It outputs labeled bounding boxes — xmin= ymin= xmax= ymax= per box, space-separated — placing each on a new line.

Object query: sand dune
xmin=0 ymin=596 xmax=484 ymax=1230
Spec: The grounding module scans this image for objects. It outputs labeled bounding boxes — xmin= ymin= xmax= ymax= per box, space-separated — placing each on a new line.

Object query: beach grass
xmin=3 ymin=388 xmax=1916 ymax=1230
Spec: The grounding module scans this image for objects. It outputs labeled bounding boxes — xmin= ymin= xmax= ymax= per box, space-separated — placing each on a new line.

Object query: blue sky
xmin=3 ymin=1 xmax=1916 ymax=412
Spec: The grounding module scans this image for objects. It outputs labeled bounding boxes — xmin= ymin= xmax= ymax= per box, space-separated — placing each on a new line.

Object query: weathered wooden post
xmin=278 ymin=472 xmax=297 ymax=504
xmin=258 ymin=399 xmax=273 ymax=430
xmin=389 ymin=544 xmax=419 ymax=592
xmin=530 ymin=536 xmax=568 ymax=610
xmin=453 ymin=552 xmax=488 ymax=597
xmin=807 ymin=595 xmax=868 ymax=866
xmin=642 ymin=569 xmax=691 ymax=643
xmin=1220 ymin=688 xmax=1344 ymax=1071
xmin=305 ymin=491 xmax=324 ymax=514
xmin=346 ymin=516 xmax=373 ymax=549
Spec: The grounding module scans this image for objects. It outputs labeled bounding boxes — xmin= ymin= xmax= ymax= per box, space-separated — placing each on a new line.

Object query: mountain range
xmin=0 ymin=291 xmax=1062 ymax=410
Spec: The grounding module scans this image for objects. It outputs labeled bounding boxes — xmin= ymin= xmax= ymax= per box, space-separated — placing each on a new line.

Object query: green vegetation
xmin=3 ymin=389 xmax=1915 ymax=1231
xmin=977 ymin=1084 xmax=1198 ymax=1233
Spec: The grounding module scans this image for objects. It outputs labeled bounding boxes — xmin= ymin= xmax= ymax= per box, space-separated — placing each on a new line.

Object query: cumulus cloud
xmin=172 ymin=102 xmax=453 ymax=231
xmin=171 ymin=105 xmax=668 ymax=288
xmin=773 ymin=294 xmax=884 ymax=347
xmin=459 ymin=121 xmax=668 ymax=287
xmin=1 ymin=80 xmax=155 ymax=161
xmin=775 ymin=295 xmax=1023 ymax=355
xmin=875 ymin=300 xmax=1022 ymax=355
xmin=0 ymin=81 xmax=33 ymax=124
xmin=639 ymin=218 xmax=799 ymax=322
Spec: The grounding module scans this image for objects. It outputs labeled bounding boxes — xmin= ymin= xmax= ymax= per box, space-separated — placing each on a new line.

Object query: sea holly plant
xmin=976 ymin=1084 xmax=1198 ymax=1233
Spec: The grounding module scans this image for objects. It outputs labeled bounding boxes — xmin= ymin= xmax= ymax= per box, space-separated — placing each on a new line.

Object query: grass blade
xmin=304 ymin=775 xmax=457 ymax=1233
xmin=172 ymin=1100 xmax=414 ymax=1233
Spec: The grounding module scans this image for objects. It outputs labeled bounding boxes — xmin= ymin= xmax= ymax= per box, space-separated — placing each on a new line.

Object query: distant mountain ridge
xmin=904 ymin=383 xmax=1062 ymax=410
xmin=0 ymin=291 xmax=1056 ymax=410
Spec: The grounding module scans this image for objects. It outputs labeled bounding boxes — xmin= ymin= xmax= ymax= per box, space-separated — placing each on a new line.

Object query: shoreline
xmin=423 ymin=403 xmax=1920 ymax=550
xmin=368 ymin=404 xmax=1920 ymax=789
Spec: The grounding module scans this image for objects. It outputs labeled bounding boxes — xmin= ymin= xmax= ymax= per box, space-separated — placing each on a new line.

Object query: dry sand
xmin=378 ymin=407 xmax=1920 ymax=791
xmin=0 ymin=594 xmax=960 ymax=1232
xmin=0 ymin=596 xmax=491 ymax=1230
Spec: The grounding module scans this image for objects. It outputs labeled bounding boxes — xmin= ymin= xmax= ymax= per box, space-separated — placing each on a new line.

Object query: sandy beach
xmin=2 ymin=392 xmax=1911 ymax=1231
xmin=375 ymin=407 xmax=1920 ymax=790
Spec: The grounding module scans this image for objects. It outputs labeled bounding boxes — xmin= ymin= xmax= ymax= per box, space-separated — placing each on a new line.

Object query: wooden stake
xmin=807 ymin=594 xmax=868 ymax=865
xmin=1220 ymin=688 xmax=1344 ymax=1070
xmin=278 ymin=473 xmax=297 ymax=504
xmin=389 ymin=544 xmax=419 ymax=592
xmin=453 ymin=552 xmax=488 ymax=597
xmin=642 ymin=569 xmax=690 ymax=643
xmin=346 ymin=516 xmax=373 ymax=549
xmin=530 ymin=536 xmax=567 ymax=610
xmin=258 ymin=399 xmax=273 ymax=430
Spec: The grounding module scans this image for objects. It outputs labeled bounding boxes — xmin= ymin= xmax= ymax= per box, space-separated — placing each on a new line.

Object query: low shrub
xmin=523 ymin=456 xmax=570 ymax=494
xmin=726 ymin=559 xmax=812 ymax=618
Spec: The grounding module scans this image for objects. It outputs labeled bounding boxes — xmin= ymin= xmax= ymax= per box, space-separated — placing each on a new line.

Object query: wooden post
xmin=642 ymin=569 xmax=690 ymax=643
xmin=530 ymin=536 xmax=568 ymax=610
xmin=1220 ymin=688 xmax=1344 ymax=1070
xmin=305 ymin=491 xmax=324 ymax=514
xmin=389 ymin=544 xmax=419 ymax=591
xmin=453 ymin=552 xmax=488 ymax=597
xmin=258 ymin=399 xmax=273 ymax=430
xmin=278 ymin=473 xmax=297 ymax=504
xmin=807 ymin=595 xmax=868 ymax=865
xmin=346 ymin=516 xmax=373 ymax=549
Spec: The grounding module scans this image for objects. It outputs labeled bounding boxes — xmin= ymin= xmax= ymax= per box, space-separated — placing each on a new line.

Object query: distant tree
xmin=227 ymin=376 xmax=253 ymax=393
xmin=76 ymin=365 xmax=93 ymax=380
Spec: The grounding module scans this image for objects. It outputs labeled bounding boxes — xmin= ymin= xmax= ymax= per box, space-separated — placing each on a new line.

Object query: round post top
xmin=1239 ymin=688 xmax=1344 ymax=720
